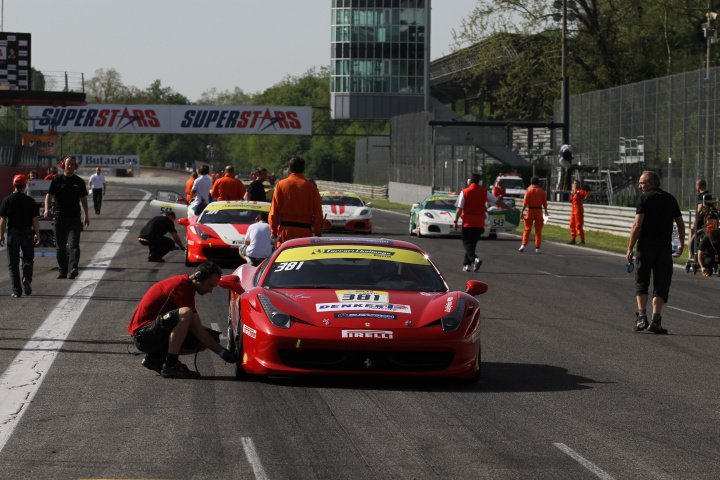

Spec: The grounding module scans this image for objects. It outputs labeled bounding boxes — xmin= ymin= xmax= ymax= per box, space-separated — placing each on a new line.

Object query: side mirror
xmin=465 ymin=280 xmax=488 ymax=296
xmin=177 ymin=217 xmax=189 ymax=227
xmin=366 ymin=202 xmax=374 ymax=208
xmin=219 ymin=275 xmax=245 ymax=295
xmin=411 ymin=203 xmax=420 ymax=210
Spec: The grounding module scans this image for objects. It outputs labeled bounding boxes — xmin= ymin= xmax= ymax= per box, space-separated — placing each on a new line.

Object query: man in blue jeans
xmin=44 ymin=156 xmax=90 ymax=279
xmin=0 ymin=174 xmax=40 ymax=297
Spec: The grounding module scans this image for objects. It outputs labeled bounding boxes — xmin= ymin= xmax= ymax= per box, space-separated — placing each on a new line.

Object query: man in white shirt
xmin=87 ymin=167 xmax=106 ymax=215
xmin=240 ymin=214 xmax=272 ymax=266
xmin=190 ymin=165 xmax=212 ymax=215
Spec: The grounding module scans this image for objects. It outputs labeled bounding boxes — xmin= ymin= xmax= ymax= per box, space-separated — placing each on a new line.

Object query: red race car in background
xmin=179 ymin=200 xmax=270 ymax=267
xmin=218 ymin=237 xmax=488 ymax=381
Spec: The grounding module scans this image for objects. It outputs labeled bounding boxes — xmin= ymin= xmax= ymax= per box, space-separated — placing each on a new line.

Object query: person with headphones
xmin=127 ymin=261 xmax=238 ymax=378
xmin=0 ymin=174 xmax=41 ymax=297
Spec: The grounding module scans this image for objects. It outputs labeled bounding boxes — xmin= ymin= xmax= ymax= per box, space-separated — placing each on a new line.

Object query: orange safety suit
xmin=269 ymin=173 xmax=323 ymax=246
xmin=185 ymin=176 xmax=196 ymax=203
xmin=569 ymin=187 xmax=588 ymax=242
xmin=211 ymin=173 xmax=246 ymax=201
xmin=492 ymin=184 xmax=506 ymax=200
xmin=522 ymin=184 xmax=547 ymax=248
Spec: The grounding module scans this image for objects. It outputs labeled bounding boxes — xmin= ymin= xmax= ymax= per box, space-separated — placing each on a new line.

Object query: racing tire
xmin=459 ymin=345 xmax=482 ymax=385
xmin=233 ymin=323 xmax=254 ymax=380
xmin=184 ymin=249 xmax=198 ymax=267
xmin=685 ymin=263 xmax=691 ymax=273
xmin=408 ymin=221 xmax=416 ymax=236
xmin=488 ymin=233 xmax=498 ymax=240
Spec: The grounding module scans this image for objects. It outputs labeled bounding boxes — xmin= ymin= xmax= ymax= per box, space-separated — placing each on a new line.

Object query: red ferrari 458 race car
xmin=218 ymin=236 xmax=488 ymax=381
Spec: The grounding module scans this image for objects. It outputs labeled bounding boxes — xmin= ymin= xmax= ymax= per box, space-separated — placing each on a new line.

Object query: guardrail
xmin=315 ymin=180 xmax=388 ymax=199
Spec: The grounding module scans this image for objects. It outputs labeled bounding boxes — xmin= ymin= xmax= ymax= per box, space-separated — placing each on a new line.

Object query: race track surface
xmin=0 ymin=176 xmax=718 ymax=479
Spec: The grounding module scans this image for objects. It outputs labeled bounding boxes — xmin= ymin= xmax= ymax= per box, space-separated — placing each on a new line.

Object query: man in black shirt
xmin=44 ymin=156 xmax=90 ymax=279
xmin=0 ymin=175 xmax=40 ymax=297
xmin=138 ymin=211 xmax=185 ymax=262
xmin=697 ymin=228 xmax=720 ymax=276
xmin=690 ymin=178 xmax=713 ymax=258
xmin=626 ymin=171 xmax=685 ymax=334
xmin=244 ymin=167 xmax=268 ymax=202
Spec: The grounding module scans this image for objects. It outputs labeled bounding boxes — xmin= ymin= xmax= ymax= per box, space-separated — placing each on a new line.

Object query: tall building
xmin=331 ymin=0 xmax=428 ymax=120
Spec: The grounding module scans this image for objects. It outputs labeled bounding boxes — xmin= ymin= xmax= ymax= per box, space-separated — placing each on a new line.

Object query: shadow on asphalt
xmin=220 ymin=361 xmax=607 ymax=392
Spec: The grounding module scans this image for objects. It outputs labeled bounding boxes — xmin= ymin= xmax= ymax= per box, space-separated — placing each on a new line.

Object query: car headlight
xmin=440 ymin=298 xmax=466 ymax=332
xmin=258 ymin=294 xmax=292 ymax=329
xmin=359 ymin=209 xmax=369 ymax=216
xmin=423 ymin=211 xmax=435 ymax=219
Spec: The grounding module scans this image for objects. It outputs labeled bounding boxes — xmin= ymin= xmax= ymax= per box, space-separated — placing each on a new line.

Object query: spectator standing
xmin=239 ymin=214 xmax=273 ymax=266
xmin=0 ymin=175 xmax=40 ymax=297
xmin=690 ymin=178 xmax=713 ymax=259
xmin=568 ymin=179 xmax=588 ymax=245
xmin=87 ymin=167 xmax=107 ymax=215
xmin=269 ymin=156 xmax=323 ymax=246
xmin=492 ymin=179 xmax=506 ymax=202
xmin=127 ymin=261 xmax=238 ymax=379
xmin=210 ymin=165 xmax=246 ymax=201
xmin=185 ymin=170 xmax=198 ymax=203
xmin=190 ymin=165 xmax=212 ymax=215
xmin=519 ymin=176 xmax=548 ymax=253
xmin=138 ymin=211 xmax=185 ymax=262
xmin=626 ymin=171 xmax=685 ymax=334
xmin=44 ymin=156 xmax=89 ymax=280
xmin=697 ymin=228 xmax=720 ymax=276
xmin=244 ymin=167 xmax=268 ymax=202
xmin=44 ymin=166 xmax=58 ymax=180
xmin=453 ymin=173 xmax=507 ymax=272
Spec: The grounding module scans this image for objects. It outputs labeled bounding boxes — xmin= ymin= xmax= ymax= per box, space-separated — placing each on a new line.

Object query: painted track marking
xmin=554 ymin=442 xmax=616 ymax=480
xmin=242 ymin=437 xmax=269 ymax=480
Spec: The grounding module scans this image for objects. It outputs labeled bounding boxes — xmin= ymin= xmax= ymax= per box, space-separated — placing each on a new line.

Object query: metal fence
xmin=568 ymin=67 xmax=720 ymax=209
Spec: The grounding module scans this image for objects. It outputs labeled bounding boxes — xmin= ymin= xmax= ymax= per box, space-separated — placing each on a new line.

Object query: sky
xmin=8 ymin=0 xmax=479 ymax=102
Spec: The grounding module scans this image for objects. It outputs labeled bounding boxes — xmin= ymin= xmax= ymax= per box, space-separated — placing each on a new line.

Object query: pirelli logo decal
xmin=341 ymin=330 xmax=393 ymax=340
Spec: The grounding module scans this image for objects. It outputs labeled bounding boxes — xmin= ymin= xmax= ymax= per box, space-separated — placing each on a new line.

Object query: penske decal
xmin=336 ymin=290 xmax=388 ymax=303
xmin=275 ymin=246 xmax=429 ymax=265
xmin=316 ymin=303 xmax=411 ymax=314
xmin=341 ymin=329 xmax=393 ymax=339
xmin=242 ymin=324 xmax=257 ymax=339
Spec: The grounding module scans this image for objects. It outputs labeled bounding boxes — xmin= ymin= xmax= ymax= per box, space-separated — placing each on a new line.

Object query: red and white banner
xmin=27 ymin=104 xmax=312 ymax=135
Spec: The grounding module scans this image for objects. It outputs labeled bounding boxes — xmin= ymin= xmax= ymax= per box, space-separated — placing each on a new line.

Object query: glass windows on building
xmin=331 ymin=0 xmax=426 ymax=95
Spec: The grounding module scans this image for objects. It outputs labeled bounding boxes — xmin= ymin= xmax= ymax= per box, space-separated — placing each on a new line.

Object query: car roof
xmin=277 ymin=236 xmax=424 ymax=252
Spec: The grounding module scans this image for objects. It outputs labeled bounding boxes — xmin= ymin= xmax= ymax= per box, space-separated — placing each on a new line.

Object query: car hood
xmin=248 ymin=288 xmax=460 ymax=328
xmin=420 ymin=209 xmax=455 ymax=224
xmin=322 ymin=205 xmax=369 ymax=218
xmin=202 ymin=223 xmax=249 ymax=245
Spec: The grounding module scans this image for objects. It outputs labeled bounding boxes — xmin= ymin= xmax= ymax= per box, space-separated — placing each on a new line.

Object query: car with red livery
xmin=321 ymin=191 xmax=373 ymax=233
xmin=178 ymin=200 xmax=270 ymax=267
xmin=218 ymin=237 xmax=488 ymax=381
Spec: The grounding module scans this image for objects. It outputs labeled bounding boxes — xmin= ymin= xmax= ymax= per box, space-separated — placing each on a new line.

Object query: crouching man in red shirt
xmin=127 ymin=261 xmax=237 ymax=379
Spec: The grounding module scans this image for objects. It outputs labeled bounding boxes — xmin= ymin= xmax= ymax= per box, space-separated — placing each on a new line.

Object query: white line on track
xmin=667 ymin=306 xmax=720 ymax=319
xmin=0 ymin=190 xmax=150 ymax=454
xmin=242 ymin=437 xmax=269 ymax=480
xmin=554 ymin=442 xmax=616 ymax=480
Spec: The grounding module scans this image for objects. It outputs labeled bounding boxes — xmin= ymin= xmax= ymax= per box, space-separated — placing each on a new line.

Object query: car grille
xmin=278 ymin=349 xmax=453 ymax=372
xmin=202 ymin=247 xmax=241 ymax=262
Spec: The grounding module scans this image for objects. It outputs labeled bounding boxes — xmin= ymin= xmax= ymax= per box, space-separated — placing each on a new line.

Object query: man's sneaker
xmin=518 ymin=244 xmax=525 ymax=252
xmin=57 ymin=271 xmax=67 ymax=279
xmin=10 ymin=292 xmax=20 ymax=298
xmin=141 ymin=354 xmax=164 ymax=374
xmin=568 ymin=239 xmax=576 ymax=245
xmin=22 ymin=278 xmax=32 ymax=295
xmin=633 ymin=312 xmax=649 ymax=332
xmin=579 ymin=240 xmax=586 ymax=245
xmin=68 ymin=269 xmax=79 ymax=280
xmin=161 ymin=361 xmax=201 ymax=379
xmin=535 ymin=248 xmax=542 ymax=254
xmin=473 ymin=257 xmax=482 ymax=272
xmin=462 ymin=265 xmax=471 ymax=272
xmin=648 ymin=315 xmax=668 ymax=334
xmin=148 ymin=256 xmax=165 ymax=263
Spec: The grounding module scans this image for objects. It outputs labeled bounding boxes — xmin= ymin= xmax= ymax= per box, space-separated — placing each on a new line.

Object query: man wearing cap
xmin=44 ymin=155 xmax=90 ymax=280
xmin=0 ymin=175 xmax=40 ymax=297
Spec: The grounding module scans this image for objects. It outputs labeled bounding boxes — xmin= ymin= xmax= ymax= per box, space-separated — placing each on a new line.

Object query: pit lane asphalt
xmin=0 ymin=175 xmax=719 ymax=479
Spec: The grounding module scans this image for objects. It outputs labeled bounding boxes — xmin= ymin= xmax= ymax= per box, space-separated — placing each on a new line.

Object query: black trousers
xmin=54 ymin=216 xmax=82 ymax=274
xmin=461 ymin=227 xmax=484 ymax=266
xmin=91 ymin=189 xmax=103 ymax=213
xmin=143 ymin=236 xmax=175 ymax=259
xmin=635 ymin=247 xmax=673 ymax=302
xmin=6 ymin=227 xmax=34 ymax=295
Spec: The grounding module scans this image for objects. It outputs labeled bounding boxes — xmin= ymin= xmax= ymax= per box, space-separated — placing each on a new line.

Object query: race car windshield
xmin=263 ymin=246 xmax=447 ymax=292
xmin=425 ymin=199 xmax=456 ymax=210
xmin=200 ymin=209 xmax=268 ymax=225
xmin=322 ymin=196 xmax=363 ymax=207
xmin=500 ymin=179 xmax=525 ymax=189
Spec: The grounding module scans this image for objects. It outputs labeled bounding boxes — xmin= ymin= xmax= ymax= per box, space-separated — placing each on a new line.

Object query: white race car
xmin=320 ymin=191 xmax=373 ymax=233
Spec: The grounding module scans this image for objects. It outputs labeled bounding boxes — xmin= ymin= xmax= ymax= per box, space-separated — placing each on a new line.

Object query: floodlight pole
xmin=424 ymin=0 xmax=431 ymax=113
xmin=561 ymin=0 xmax=570 ymax=146
xmin=703 ymin=0 xmax=714 ymax=181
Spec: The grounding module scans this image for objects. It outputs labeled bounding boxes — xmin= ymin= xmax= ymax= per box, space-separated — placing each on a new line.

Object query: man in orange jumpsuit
xmin=568 ymin=179 xmax=588 ymax=245
xmin=492 ymin=179 xmax=506 ymax=201
xmin=185 ymin=171 xmax=198 ymax=203
xmin=210 ymin=165 xmax=246 ymax=201
xmin=269 ymin=156 xmax=323 ymax=246
xmin=519 ymin=176 xmax=548 ymax=253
